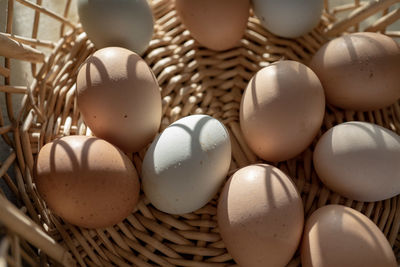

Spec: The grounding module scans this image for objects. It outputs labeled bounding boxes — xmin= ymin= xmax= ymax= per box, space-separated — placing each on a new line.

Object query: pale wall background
xmin=0 ymin=0 xmax=79 ymax=201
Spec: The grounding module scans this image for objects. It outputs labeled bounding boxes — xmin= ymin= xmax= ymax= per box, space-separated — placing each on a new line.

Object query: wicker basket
xmin=1 ymin=0 xmax=400 ymax=266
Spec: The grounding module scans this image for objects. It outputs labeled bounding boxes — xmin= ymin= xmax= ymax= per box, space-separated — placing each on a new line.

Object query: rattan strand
xmin=1 ymin=0 xmax=400 ymax=266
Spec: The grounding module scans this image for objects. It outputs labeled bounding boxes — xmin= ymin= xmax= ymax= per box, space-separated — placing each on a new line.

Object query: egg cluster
xmin=34 ymin=0 xmax=400 ymax=267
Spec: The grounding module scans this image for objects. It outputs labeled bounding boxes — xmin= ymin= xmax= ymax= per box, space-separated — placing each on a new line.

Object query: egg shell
xmin=310 ymin=32 xmax=400 ymax=111
xmin=240 ymin=60 xmax=325 ymax=162
xmin=175 ymin=0 xmax=250 ymax=51
xmin=301 ymin=205 xmax=397 ymax=267
xmin=34 ymin=135 xmax=140 ymax=229
xmin=76 ymin=47 xmax=162 ymax=153
xmin=313 ymin=121 xmax=400 ymax=202
xmin=252 ymin=0 xmax=324 ymax=38
xmin=77 ymin=0 xmax=153 ymax=55
xmin=217 ymin=164 xmax=304 ymax=267
xmin=141 ymin=114 xmax=231 ymax=215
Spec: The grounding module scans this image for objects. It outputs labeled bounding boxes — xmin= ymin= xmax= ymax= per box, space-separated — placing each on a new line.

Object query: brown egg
xmin=301 ymin=205 xmax=397 ymax=267
xmin=310 ymin=32 xmax=400 ymax=111
xmin=35 ymin=135 xmax=140 ymax=228
xmin=76 ymin=47 xmax=162 ymax=152
xmin=175 ymin=0 xmax=249 ymax=51
xmin=240 ymin=60 xmax=325 ymax=162
xmin=217 ymin=164 xmax=304 ymax=267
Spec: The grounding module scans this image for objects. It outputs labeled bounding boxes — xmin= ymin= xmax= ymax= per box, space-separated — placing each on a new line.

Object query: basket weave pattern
xmin=1 ymin=0 xmax=400 ymax=266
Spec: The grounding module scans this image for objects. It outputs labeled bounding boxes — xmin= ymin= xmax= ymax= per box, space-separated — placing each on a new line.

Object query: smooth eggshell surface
xmin=76 ymin=47 xmax=162 ymax=153
xmin=175 ymin=0 xmax=249 ymax=51
xmin=301 ymin=205 xmax=397 ymax=267
xmin=252 ymin=0 xmax=324 ymax=38
xmin=217 ymin=164 xmax=304 ymax=267
xmin=142 ymin=115 xmax=231 ymax=214
xmin=35 ymin=136 xmax=140 ymax=229
xmin=310 ymin=32 xmax=400 ymax=111
xmin=77 ymin=0 xmax=153 ymax=55
xmin=240 ymin=60 xmax=325 ymax=162
xmin=313 ymin=121 xmax=400 ymax=202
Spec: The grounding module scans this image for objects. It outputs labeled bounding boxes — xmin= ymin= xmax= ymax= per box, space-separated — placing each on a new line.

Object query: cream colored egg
xmin=313 ymin=121 xmax=400 ymax=202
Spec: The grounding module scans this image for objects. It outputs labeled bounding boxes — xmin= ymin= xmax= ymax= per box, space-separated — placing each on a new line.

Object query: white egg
xmin=252 ymin=0 xmax=324 ymax=38
xmin=142 ymin=115 xmax=231 ymax=214
xmin=77 ymin=0 xmax=154 ymax=55
xmin=314 ymin=121 xmax=400 ymax=202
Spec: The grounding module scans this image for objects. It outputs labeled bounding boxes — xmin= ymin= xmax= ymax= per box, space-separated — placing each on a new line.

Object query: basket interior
xmin=1 ymin=0 xmax=400 ymax=266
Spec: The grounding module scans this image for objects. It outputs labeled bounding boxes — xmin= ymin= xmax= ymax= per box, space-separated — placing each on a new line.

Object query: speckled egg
xmin=310 ymin=32 xmax=400 ymax=110
xmin=218 ymin=164 xmax=304 ymax=267
xmin=76 ymin=47 xmax=162 ymax=152
xmin=35 ymin=135 xmax=140 ymax=229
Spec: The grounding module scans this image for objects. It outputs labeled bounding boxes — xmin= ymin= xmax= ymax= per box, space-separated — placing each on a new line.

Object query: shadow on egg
xmin=217 ymin=164 xmax=304 ymax=266
xmin=34 ymin=135 xmax=140 ymax=228
xmin=77 ymin=47 xmax=162 ymax=152
xmin=242 ymin=60 xmax=324 ymax=162
xmin=141 ymin=114 xmax=231 ymax=215
xmin=309 ymin=32 xmax=400 ymax=111
xmin=82 ymin=50 xmax=147 ymax=97
xmin=219 ymin=164 xmax=298 ymax=226
xmin=303 ymin=205 xmax=396 ymax=267
xmin=320 ymin=34 xmax=392 ymax=65
xmin=48 ymin=137 xmax=132 ymax=174
xmin=326 ymin=122 xmax=397 ymax=153
xmin=144 ymin=115 xmax=215 ymax=172
xmin=313 ymin=121 xmax=400 ymax=202
xmin=247 ymin=60 xmax=320 ymax=117
xmin=45 ymin=137 xmax=137 ymax=207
